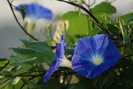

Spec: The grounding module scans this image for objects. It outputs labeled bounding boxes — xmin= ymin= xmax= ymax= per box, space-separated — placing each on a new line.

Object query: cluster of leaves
xmin=0 ymin=0 xmax=133 ymax=89
xmin=0 ymin=40 xmax=54 ymax=89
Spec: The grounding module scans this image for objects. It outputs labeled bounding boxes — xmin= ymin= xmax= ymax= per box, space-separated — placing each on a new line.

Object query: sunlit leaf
xmin=62 ymin=11 xmax=89 ymax=42
xmin=91 ymin=2 xmax=116 ymax=14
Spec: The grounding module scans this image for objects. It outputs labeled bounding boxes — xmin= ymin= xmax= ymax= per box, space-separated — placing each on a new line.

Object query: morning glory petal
xmin=15 ymin=3 xmax=53 ymax=20
xmin=43 ymin=59 xmax=62 ymax=82
xmin=55 ymin=34 xmax=66 ymax=59
xmin=43 ymin=34 xmax=71 ymax=82
xmin=72 ymin=34 xmax=120 ymax=79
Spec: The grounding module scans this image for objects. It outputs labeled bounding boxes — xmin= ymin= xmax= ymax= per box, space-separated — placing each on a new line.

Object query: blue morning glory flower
xmin=72 ymin=34 xmax=121 ymax=79
xmin=15 ymin=3 xmax=53 ymax=21
xmin=43 ymin=34 xmax=72 ymax=82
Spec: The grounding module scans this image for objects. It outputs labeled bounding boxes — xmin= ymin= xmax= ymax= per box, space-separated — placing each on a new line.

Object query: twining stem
xmin=7 ymin=0 xmax=38 ymax=41
xmin=0 ymin=70 xmax=75 ymax=85
xmin=120 ymin=54 xmax=133 ymax=59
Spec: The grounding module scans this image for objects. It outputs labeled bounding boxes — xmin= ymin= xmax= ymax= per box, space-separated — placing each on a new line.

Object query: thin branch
xmin=19 ymin=71 xmax=75 ymax=77
xmin=0 ymin=71 xmax=42 ymax=85
xmin=52 ymin=71 xmax=76 ymax=76
xmin=81 ymin=0 xmax=90 ymax=8
xmin=7 ymin=0 xmax=38 ymax=41
xmin=10 ymin=0 xmax=14 ymax=3
xmin=0 ymin=71 xmax=28 ymax=85
xmin=120 ymin=54 xmax=133 ymax=59
xmin=57 ymin=0 xmax=109 ymax=34
xmin=0 ymin=70 xmax=75 ymax=85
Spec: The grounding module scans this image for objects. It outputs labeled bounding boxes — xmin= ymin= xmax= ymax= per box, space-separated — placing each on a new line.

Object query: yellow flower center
xmin=93 ymin=55 xmax=103 ymax=65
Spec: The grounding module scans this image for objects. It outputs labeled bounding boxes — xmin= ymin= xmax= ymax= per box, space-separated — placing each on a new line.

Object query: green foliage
xmin=10 ymin=39 xmax=54 ymax=65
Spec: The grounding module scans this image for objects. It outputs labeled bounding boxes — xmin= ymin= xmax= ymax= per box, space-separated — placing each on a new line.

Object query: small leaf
xmin=107 ymin=24 xmax=119 ymax=36
xmin=91 ymin=2 xmax=116 ymax=14
xmin=88 ymin=28 xmax=98 ymax=36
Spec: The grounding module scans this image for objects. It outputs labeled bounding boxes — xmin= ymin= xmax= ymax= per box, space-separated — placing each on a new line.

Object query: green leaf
xmin=0 ymin=81 xmax=13 ymax=89
xmin=11 ymin=47 xmax=53 ymax=64
xmin=62 ymin=11 xmax=89 ymax=42
xmin=100 ymin=71 xmax=116 ymax=89
xmin=20 ymin=39 xmax=54 ymax=58
xmin=87 ymin=28 xmax=98 ymax=36
xmin=12 ymin=57 xmax=37 ymax=65
xmin=20 ymin=39 xmax=52 ymax=52
xmin=0 ymin=71 xmax=12 ymax=77
xmin=0 ymin=58 xmax=8 ymax=62
xmin=120 ymin=12 xmax=133 ymax=23
xmin=91 ymin=2 xmax=116 ymax=14
xmin=0 ymin=58 xmax=10 ymax=68
xmin=107 ymin=24 xmax=119 ymax=36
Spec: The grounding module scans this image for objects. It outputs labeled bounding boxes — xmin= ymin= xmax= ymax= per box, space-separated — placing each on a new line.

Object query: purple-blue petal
xmin=55 ymin=34 xmax=66 ymax=59
xmin=43 ymin=34 xmax=66 ymax=82
xmin=15 ymin=3 xmax=53 ymax=19
xmin=43 ymin=60 xmax=62 ymax=82
xmin=72 ymin=34 xmax=121 ymax=79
